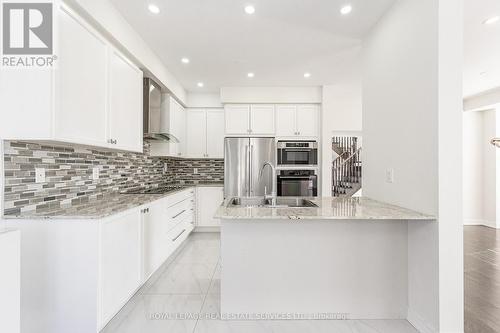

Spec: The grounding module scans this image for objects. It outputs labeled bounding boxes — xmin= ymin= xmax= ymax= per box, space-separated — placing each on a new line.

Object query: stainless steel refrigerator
xmin=224 ymin=137 xmax=276 ymax=198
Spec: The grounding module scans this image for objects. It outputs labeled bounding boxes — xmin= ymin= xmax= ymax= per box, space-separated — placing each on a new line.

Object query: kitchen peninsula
xmin=215 ymin=197 xmax=434 ymax=320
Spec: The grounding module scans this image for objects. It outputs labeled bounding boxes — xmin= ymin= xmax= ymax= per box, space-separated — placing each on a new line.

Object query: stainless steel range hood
xmin=143 ymin=78 xmax=179 ymax=143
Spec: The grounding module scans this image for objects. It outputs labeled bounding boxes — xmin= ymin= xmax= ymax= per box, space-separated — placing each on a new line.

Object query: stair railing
xmin=332 ymin=147 xmax=362 ymax=197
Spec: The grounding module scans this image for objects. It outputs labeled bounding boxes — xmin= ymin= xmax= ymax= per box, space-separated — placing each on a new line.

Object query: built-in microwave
xmin=277 ymin=141 xmax=318 ymax=166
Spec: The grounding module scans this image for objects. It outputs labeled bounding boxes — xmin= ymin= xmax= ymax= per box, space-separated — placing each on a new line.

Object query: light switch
xmin=92 ymin=167 xmax=100 ymax=180
xmin=35 ymin=168 xmax=45 ymax=183
xmin=193 ymin=168 xmax=198 ymax=174
xmin=385 ymin=168 xmax=394 ymax=183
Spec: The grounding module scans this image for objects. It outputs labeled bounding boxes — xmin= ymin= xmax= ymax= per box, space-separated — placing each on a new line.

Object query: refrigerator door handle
xmin=245 ymin=145 xmax=249 ymax=196
xmin=249 ymin=145 xmax=254 ymax=195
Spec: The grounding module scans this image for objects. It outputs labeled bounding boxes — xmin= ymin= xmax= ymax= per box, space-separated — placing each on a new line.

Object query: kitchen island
xmin=215 ymin=197 xmax=434 ymax=320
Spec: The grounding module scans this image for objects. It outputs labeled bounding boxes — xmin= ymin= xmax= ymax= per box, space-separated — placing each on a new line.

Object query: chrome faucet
xmin=259 ymin=161 xmax=277 ymax=206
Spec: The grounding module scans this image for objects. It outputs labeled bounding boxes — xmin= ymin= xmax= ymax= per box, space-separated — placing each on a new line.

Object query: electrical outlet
xmin=163 ymin=163 xmax=168 ymax=174
xmin=35 ymin=168 xmax=45 ymax=183
xmin=193 ymin=168 xmax=198 ymax=174
xmin=92 ymin=167 xmax=100 ymax=180
xmin=385 ymin=168 xmax=394 ymax=183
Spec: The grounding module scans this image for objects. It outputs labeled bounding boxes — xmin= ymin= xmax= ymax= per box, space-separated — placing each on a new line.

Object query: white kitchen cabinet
xmin=142 ymin=199 xmax=170 ymax=279
xmin=275 ymin=105 xmax=297 ymax=136
xmin=56 ymin=6 xmax=108 ymax=147
xmin=250 ymin=105 xmax=275 ymax=135
xmin=197 ymin=186 xmax=224 ymax=228
xmin=0 ymin=4 xmax=143 ymax=153
xmin=225 ymin=104 xmax=250 ymax=135
xmin=206 ymin=109 xmax=225 ymax=158
xmin=186 ymin=109 xmax=207 ymax=157
xmin=100 ymin=210 xmax=142 ymax=326
xmin=296 ymin=105 xmax=319 ymax=137
xmin=225 ymin=104 xmax=275 ymax=136
xmin=186 ymin=108 xmax=225 ymax=158
xmin=153 ymin=95 xmax=187 ymax=157
xmin=108 ymin=49 xmax=143 ymax=152
xmin=275 ymin=104 xmax=319 ymax=138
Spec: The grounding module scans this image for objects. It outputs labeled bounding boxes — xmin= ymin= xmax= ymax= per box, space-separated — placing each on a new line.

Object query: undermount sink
xmin=228 ymin=197 xmax=318 ymax=208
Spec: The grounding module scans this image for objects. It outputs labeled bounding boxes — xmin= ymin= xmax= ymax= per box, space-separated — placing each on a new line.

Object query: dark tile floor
xmin=464 ymin=226 xmax=500 ymax=333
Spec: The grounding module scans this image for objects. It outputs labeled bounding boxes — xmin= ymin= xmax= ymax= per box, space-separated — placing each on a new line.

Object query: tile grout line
xmin=193 ymin=255 xmax=221 ymax=333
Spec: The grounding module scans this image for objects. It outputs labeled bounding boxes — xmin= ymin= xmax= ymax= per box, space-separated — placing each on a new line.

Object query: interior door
xmin=224 ymin=138 xmax=250 ymax=198
xmin=249 ymin=138 xmax=276 ymax=196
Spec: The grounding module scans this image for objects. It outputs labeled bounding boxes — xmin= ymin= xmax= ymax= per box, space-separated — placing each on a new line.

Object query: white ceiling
xmin=464 ymin=0 xmax=500 ymax=98
xmin=110 ymin=0 xmax=396 ymax=92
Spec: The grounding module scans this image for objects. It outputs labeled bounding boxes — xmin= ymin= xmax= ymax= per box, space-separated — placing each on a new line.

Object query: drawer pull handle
xmin=172 ymin=229 xmax=186 ymax=242
xmin=172 ymin=210 xmax=186 ymax=219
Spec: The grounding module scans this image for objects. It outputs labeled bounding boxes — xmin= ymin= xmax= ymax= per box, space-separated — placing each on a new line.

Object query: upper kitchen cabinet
xmin=275 ymin=104 xmax=319 ymax=138
xmin=0 ymin=4 xmax=144 ymax=153
xmin=56 ymin=7 xmax=108 ymax=147
xmin=153 ymin=95 xmax=187 ymax=157
xmin=225 ymin=105 xmax=250 ymax=135
xmin=225 ymin=104 xmax=275 ymax=136
xmin=186 ymin=108 xmax=224 ymax=158
xmin=108 ymin=49 xmax=143 ymax=152
xmin=206 ymin=109 xmax=225 ymax=158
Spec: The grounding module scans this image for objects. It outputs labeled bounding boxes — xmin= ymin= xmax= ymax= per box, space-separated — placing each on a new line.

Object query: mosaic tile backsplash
xmin=3 ymin=141 xmax=224 ymax=215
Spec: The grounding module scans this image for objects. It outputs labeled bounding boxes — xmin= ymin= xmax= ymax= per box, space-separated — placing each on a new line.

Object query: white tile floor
xmin=102 ymin=233 xmax=419 ymax=333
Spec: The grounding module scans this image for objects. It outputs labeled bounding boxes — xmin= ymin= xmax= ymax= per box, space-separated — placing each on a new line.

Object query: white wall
xmin=463 ymin=87 xmax=500 ymax=111
xmin=362 ymin=0 xmax=463 ymax=332
xmin=463 ymin=109 xmax=499 ymax=229
xmin=220 ymin=87 xmax=322 ymax=104
xmin=186 ymin=93 xmax=223 ymax=108
xmin=321 ymin=84 xmax=362 ymax=196
xmin=483 ymin=110 xmax=497 ymax=227
xmin=65 ymin=0 xmax=187 ymax=104
xmin=463 ymin=111 xmax=484 ymax=224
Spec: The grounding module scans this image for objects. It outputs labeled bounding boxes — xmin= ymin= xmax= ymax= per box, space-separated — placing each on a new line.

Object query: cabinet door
xmin=100 ymin=210 xmax=142 ymax=326
xmin=250 ymin=105 xmax=275 ymax=135
xmin=275 ymin=105 xmax=297 ymax=137
xmin=142 ymin=200 xmax=171 ymax=279
xmin=225 ymin=105 xmax=250 ymax=135
xmin=172 ymin=100 xmax=186 ymax=157
xmin=206 ymin=109 xmax=225 ymax=158
xmin=56 ymin=8 xmax=108 ymax=147
xmin=186 ymin=109 xmax=207 ymax=158
xmin=197 ymin=187 xmax=224 ymax=227
xmin=296 ymin=105 xmax=319 ymax=137
xmin=108 ymin=49 xmax=143 ymax=152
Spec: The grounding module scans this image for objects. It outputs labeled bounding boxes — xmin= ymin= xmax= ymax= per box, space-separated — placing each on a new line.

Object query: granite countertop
xmin=3 ymin=182 xmax=224 ymax=220
xmin=214 ymin=197 xmax=435 ymax=221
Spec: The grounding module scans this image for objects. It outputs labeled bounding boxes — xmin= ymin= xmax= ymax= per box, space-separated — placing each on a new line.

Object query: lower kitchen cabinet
xmin=4 ymin=188 xmax=196 ymax=333
xmin=100 ymin=209 xmax=142 ymax=326
xmin=197 ymin=186 xmax=224 ymax=228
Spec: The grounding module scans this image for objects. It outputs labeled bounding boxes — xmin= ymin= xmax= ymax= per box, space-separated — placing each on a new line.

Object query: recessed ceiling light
xmin=340 ymin=5 xmax=352 ymax=15
xmin=181 ymin=57 xmax=190 ymax=64
xmin=148 ymin=4 xmax=160 ymax=14
xmin=304 ymin=72 xmax=311 ymax=78
xmin=483 ymin=16 xmax=500 ymax=25
xmin=244 ymin=5 xmax=255 ymax=15
xmin=197 ymin=82 xmax=204 ymax=87
xmin=247 ymin=72 xmax=255 ymax=78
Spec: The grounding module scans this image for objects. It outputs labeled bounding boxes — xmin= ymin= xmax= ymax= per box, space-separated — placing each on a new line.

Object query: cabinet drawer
xmin=167 ymin=219 xmax=193 ymax=250
xmin=166 ymin=188 xmax=195 ymax=205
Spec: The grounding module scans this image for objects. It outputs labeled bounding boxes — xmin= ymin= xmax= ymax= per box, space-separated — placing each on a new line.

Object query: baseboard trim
xmin=464 ymin=219 xmax=499 ymax=229
xmin=407 ymin=308 xmax=437 ymax=333
xmin=194 ymin=226 xmax=220 ymax=232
